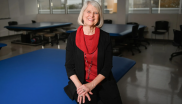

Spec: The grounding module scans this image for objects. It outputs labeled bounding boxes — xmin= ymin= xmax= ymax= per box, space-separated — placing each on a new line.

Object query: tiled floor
xmin=0 ymin=37 xmax=182 ymax=104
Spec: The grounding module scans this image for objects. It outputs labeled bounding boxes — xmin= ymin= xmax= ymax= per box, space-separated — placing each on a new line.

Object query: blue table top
xmin=0 ymin=49 xmax=135 ymax=104
xmin=4 ymin=22 xmax=72 ymax=31
xmin=0 ymin=43 xmax=7 ymax=48
xmin=66 ymin=24 xmax=145 ymax=36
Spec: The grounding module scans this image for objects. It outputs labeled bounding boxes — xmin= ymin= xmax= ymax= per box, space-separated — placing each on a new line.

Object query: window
xmin=52 ymin=0 xmax=66 ymax=14
xmin=67 ymin=0 xmax=82 ymax=14
xmin=38 ymin=0 xmax=50 ymax=14
xmin=129 ymin=0 xmax=150 ymax=13
xmin=83 ymin=0 xmax=101 ymax=5
xmin=104 ymin=0 xmax=117 ymax=13
xmin=152 ymin=0 xmax=180 ymax=14
xmin=37 ymin=0 xmax=117 ymax=14
xmin=129 ymin=0 xmax=181 ymax=14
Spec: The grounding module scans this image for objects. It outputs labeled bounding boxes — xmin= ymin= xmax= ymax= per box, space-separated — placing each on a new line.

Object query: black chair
xmin=124 ymin=25 xmax=141 ymax=55
xmin=152 ymin=21 xmax=169 ymax=40
xmin=169 ymin=29 xmax=182 ymax=61
xmin=32 ymin=20 xmax=36 ymax=23
xmin=8 ymin=21 xmax=18 ymax=26
xmin=180 ymin=25 xmax=182 ymax=31
xmin=130 ymin=25 xmax=141 ymax=53
xmin=104 ymin=19 xmax=112 ymax=24
xmin=8 ymin=21 xmax=21 ymax=35
xmin=138 ymin=27 xmax=150 ymax=45
xmin=138 ymin=27 xmax=150 ymax=46
xmin=112 ymin=24 xmax=142 ymax=56
xmin=136 ymin=27 xmax=149 ymax=49
xmin=127 ymin=22 xmax=149 ymax=48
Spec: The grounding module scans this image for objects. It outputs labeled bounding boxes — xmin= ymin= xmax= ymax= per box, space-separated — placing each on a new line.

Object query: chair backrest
xmin=8 ymin=21 xmax=18 ymax=26
xmin=127 ymin=22 xmax=139 ymax=25
xmin=131 ymin=25 xmax=139 ymax=38
xmin=138 ymin=27 xmax=145 ymax=38
xmin=180 ymin=25 xmax=182 ymax=32
xmin=104 ymin=19 xmax=112 ymax=24
xmin=32 ymin=20 xmax=36 ymax=23
xmin=173 ymin=29 xmax=182 ymax=45
xmin=155 ymin=21 xmax=169 ymax=31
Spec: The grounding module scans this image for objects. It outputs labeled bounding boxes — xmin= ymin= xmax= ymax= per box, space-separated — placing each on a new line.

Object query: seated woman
xmin=64 ymin=0 xmax=122 ymax=104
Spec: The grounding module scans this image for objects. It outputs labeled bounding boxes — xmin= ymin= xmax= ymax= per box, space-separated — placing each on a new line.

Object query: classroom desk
xmin=66 ymin=24 xmax=145 ymax=36
xmin=4 ymin=22 xmax=72 ymax=45
xmin=0 ymin=49 xmax=135 ymax=104
xmin=0 ymin=43 xmax=7 ymax=50
xmin=4 ymin=22 xmax=72 ymax=31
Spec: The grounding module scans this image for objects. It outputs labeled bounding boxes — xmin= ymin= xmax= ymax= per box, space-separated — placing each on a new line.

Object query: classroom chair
xmin=169 ymin=29 xmax=182 ymax=61
xmin=151 ymin=21 xmax=170 ymax=40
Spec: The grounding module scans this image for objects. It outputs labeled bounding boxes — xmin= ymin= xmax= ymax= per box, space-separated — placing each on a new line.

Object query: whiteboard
xmin=0 ymin=0 xmax=10 ymax=19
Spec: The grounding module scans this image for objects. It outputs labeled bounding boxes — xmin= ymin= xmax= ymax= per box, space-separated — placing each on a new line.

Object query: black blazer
xmin=64 ymin=29 xmax=118 ymax=100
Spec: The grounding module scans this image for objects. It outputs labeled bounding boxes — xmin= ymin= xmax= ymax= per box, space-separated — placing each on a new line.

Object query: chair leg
xmin=126 ymin=45 xmax=135 ymax=56
xmin=168 ymin=32 xmax=169 ymax=40
xmin=141 ymin=39 xmax=150 ymax=45
xmin=51 ymin=41 xmax=54 ymax=46
xmin=136 ymin=46 xmax=141 ymax=53
xmin=169 ymin=51 xmax=182 ymax=61
xmin=145 ymin=40 xmax=150 ymax=45
xmin=48 ymin=37 xmax=51 ymax=43
xmin=130 ymin=48 xmax=135 ymax=56
xmin=140 ymin=44 xmax=147 ymax=49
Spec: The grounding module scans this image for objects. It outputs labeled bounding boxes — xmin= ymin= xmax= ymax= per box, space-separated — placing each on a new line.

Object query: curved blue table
xmin=0 ymin=43 xmax=7 ymax=50
xmin=4 ymin=22 xmax=72 ymax=31
xmin=67 ymin=24 xmax=146 ymax=36
xmin=4 ymin=22 xmax=72 ymax=45
xmin=0 ymin=49 xmax=135 ymax=104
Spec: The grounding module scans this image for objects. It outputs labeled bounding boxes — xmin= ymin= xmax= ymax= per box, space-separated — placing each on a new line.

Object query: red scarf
xmin=76 ymin=26 xmax=100 ymax=54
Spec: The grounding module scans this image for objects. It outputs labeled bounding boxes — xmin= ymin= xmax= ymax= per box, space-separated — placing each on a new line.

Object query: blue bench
xmin=0 ymin=43 xmax=7 ymax=50
xmin=0 ymin=49 xmax=135 ymax=104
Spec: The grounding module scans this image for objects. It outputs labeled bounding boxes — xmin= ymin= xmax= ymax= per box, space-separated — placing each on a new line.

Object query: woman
xmin=64 ymin=0 xmax=122 ymax=104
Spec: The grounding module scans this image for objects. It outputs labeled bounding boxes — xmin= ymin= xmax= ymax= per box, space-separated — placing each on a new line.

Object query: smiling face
xmin=82 ymin=4 xmax=100 ymax=27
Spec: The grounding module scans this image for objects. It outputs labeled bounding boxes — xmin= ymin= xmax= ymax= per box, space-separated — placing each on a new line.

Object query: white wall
xmin=0 ymin=0 xmax=38 ymax=37
xmin=0 ymin=0 xmax=10 ymax=19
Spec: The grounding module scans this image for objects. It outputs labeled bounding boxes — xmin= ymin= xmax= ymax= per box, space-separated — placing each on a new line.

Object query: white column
xmin=179 ymin=0 xmax=182 ymax=14
xmin=117 ymin=0 xmax=128 ymax=24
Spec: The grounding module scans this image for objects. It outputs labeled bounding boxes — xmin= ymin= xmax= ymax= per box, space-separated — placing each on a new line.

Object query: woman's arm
xmin=78 ymin=33 xmax=112 ymax=95
xmin=98 ymin=33 xmax=113 ymax=78
xmin=90 ymin=74 xmax=105 ymax=87
xmin=65 ymin=34 xmax=76 ymax=78
xmin=70 ymin=75 xmax=82 ymax=88
xmin=65 ymin=34 xmax=92 ymax=103
xmin=77 ymin=74 xmax=105 ymax=94
xmin=70 ymin=75 xmax=92 ymax=103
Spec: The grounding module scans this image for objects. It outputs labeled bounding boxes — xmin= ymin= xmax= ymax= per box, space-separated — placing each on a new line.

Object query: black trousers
xmin=73 ymin=83 xmax=122 ymax=104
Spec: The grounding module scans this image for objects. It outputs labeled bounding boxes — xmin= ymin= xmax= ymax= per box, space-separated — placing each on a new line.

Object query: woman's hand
xmin=77 ymin=82 xmax=95 ymax=96
xmin=77 ymin=83 xmax=95 ymax=103
xmin=77 ymin=92 xmax=91 ymax=104
xmin=77 ymin=82 xmax=95 ymax=104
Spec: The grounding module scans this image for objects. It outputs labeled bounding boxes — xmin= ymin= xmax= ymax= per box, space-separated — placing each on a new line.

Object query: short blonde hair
xmin=77 ymin=0 xmax=104 ymax=28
